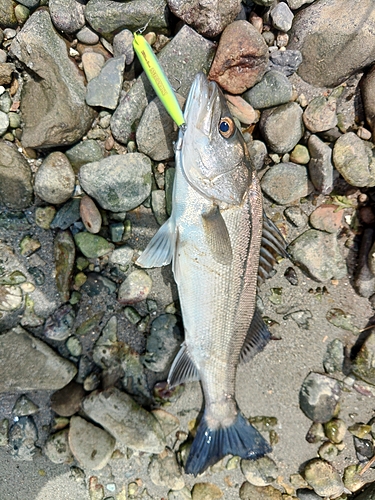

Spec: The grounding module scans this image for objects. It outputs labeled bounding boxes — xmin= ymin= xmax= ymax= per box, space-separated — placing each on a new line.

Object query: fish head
xmin=181 ymin=73 xmax=253 ymax=206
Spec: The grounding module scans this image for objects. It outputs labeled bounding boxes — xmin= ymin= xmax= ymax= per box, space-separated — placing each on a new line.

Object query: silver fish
xmin=137 ymin=73 xmax=286 ymax=475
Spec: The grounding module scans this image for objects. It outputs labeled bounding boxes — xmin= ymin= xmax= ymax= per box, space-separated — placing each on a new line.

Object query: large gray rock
xmin=111 ymin=25 xmax=215 ymax=144
xmin=259 ymin=102 xmax=304 ymax=153
xmin=78 ymin=153 xmax=152 ymax=212
xmin=10 ymin=10 xmax=96 ymax=148
xmin=261 ymin=163 xmax=313 ymax=205
xmin=288 ymin=0 xmax=375 ymax=87
xmin=86 ymin=55 xmax=126 ymax=110
xmin=0 ymin=140 xmax=33 ymax=209
xmin=49 ymin=0 xmax=85 ymax=33
xmin=0 ymin=326 xmax=77 ymax=392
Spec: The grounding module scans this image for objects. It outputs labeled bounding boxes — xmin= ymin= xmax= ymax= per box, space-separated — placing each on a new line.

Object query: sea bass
xmin=137 ymin=73 xmax=286 ymax=475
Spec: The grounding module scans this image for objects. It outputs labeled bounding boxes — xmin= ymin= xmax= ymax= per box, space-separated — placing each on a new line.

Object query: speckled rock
xmin=307 ymin=134 xmax=333 ymax=195
xmin=309 ymin=204 xmax=342 ymax=233
xmin=209 ymin=21 xmax=268 ymax=94
xmin=44 ymin=304 xmax=75 ymax=341
xmin=118 ymin=269 xmax=152 ymax=305
xmin=86 ymin=55 xmax=125 ymax=110
xmin=299 ymin=372 xmax=341 ymax=423
xmin=13 ymin=395 xmax=39 ymax=417
xmin=261 ymin=163 xmax=313 ymax=205
xmin=113 ymin=29 xmax=134 ymax=62
xmin=323 ymin=339 xmax=344 ymax=374
xmin=9 ymin=416 xmax=38 ymax=461
xmin=248 ymin=140 xmax=268 ymax=170
xmin=44 ymin=429 xmax=73 ymax=464
xmin=76 ymin=26 xmax=99 ymax=45
xmin=243 ymin=70 xmax=292 ymax=110
xmin=0 ymin=1 xmax=17 ymax=28
xmin=34 ymin=152 xmax=75 ymax=204
xmin=49 ymin=197 xmax=80 ymax=230
xmin=259 ymin=102 xmax=304 ymax=153
xmin=168 ymin=0 xmax=241 ymax=38
xmin=303 ymin=459 xmax=344 ymax=498
xmin=79 ymin=153 xmax=152 ymax=212
xmin=268 ymin=49 xmax=302 ymax=76
xmin=49 ymin=0 xmax=85 ymax=33
xmin=270 ymin=2 xmax=294 ymax=32
xmin=109 ymin=246 xmax=134 ymax=267
xmin=303 ymin=96 xmax=337 ymax=133
xmin=0 ymin=140 xmax=33 ymax=209
xmin=0 ymin=110 xmax=9 ymax=135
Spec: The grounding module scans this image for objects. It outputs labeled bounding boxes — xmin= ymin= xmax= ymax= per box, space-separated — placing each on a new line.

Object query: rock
xmin=142 ymin=314 xmax=183 ymax=372
xmin=109 ymin=245 xmax=134 ymax=267
xmin=86 ymin=55 xmax=125 ymax=110
xmin=361 ymin=66 xmax=375 ymax=140
xmin=239 ymin=482 xmax=282 ymax=500
xmin=13 ymin=395 xmax=39 ymax=416
xmin=0 ymin=1 xmax=17 ymax=28
xmin=118 ymin=269 xmax=152 ymax=305
xmin=151 ymin=190 xmax=168 ymax=225
xmin=352 ymin=331 xmax=375 ymax=385
xmin=208 ymin=20 xmax=268 ymax=94
xmin=136 ymin=93 xmax=185 ymax=161
xmin=76 ymin=26 xmax=99 ymax=45
xmin=79 ymin=153 xmax=152 ymax=212
xmin=74 ymin=232 xmax=114 ymax=259
xmin=113 ymin=29 xmax=134 ymax=63
xmin=299 ymin=372 xmax=341 ymax=423
xmin=268 ymin=49 xmax=302 ymax=76
xmin=323 ymin=339 xmax=344 ymax=374
xmin=44 ymin=429 xmax=73 ymax=464
xmin=81 ymin=51 xmax=105 ymax=82
xmin=270 ymin=3 xmax=294 ymax=32
xmin=85 ymin=0 xmax=169 ymax=35
xmin=69 ymin=416 xmax=116 ymax=470
xmin=0 ymin=110 xmax=9 ymax=136
xmin=355 ymin=228 xmax=375 ymax=298
xmin=50 ymin=198 xmax=81 ymax=231
xmin=80 ymin=195 xmax=102 ymax=234
xmin=288 ymin=229 xmax=346 ymax=282
xmin=0 ymin=326 xmax=77 ymax=392
xmin=112 ymin=25 xmax=214 ymax=144
xmin=318 ymin=441 xmax=338 ymax=462
xmin=50 ymin=381 xmax=86 ymax=417
xmin=35 ymin=206 xmax=56 ymax=229
xmin=289 ymin=145 xmax=310 ymax=165
xmin=34 ymin=152 xmax=75 ymax=204
xmin=148 ymin=449 xmax=185 ymax=489
xmin=168 ymin=0 xmax=241 ymax=38
xmin=243 ymin=70 xmax=292 ymax=110
xmin=286 ymin=0 xmax=314 ymax=8
xmin=9 ymin=416 xmax=38 ymax=461
xmin=307 ymin=134 xmax=333 ymax=195
xmin=65 ymin=336 xmax=82 ymax=357
xmin=324 ymin=418 xmax=346 ymax=444
xmin=0 ymin=284 xmax=24 ymax=332
xmin=82 ymin=387 xmax=166 ymax=454
xmin=0 ymin=62 xmax=14 ymax=85
xmin=191 ymin=483 xmax=223 ymax=499
xmin=303 ymin=459 xmax=344 ymax=498
xmin=351 ymin=478 xmax=375 ymax=498
xmin=168 ymin=487 xmax=192 ymax=500
xmin=241 ymin=456 xmax=278 ymax=487
xmin=287 ymin=0 xmax=375 ymax=87
xmin=225 ymin=94 xmax=259 ymax=125
xmin=296 ymin=489 xmax=322 ymax=500
xmin=248 ymin=140 xmax=268 ymax=170
xmin=9 ymin=10 xmax=96 ymax=148
xmin=333 ymin=132 xmax=375 ymax=187
xmin=284 ymin=309 xmax=312 ymax=330
xmin=259 ymin=103 xmax=304 ymax=153
xmin=44 ymin=304 xmax=75 ymax=341
xmin=54 ymin=230 xmax=75 ymax=303
xmin=0 ymin=140 xmax=33 ymax=209
xmin=343 ymin=464 xmax=367 ymax=493
xmin=309 ymin=204 xmax=342 ymax=233
xmin=65 ymin=139 xmax=104 ymax=173
xmin=49 ymin=0 xmax=85 ymax=33
xmin=0 ymin=419 xmax=9 ymax=447
xmin=261 ymin=163 xmax=313 ymax=205
xmin=303 ymin=96 xmax=337 ymax=133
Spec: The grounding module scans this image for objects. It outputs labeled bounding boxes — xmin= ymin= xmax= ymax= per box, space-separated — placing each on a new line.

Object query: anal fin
xmin=168 ymin=342 xmax=199 ymax=388
xmin=136 ymin=218 xmax=176 ymax=268
xmin=240 ymin=308 xmax=271 ymax=363
xmin=202 ymin=206 xmax=232 ymax=265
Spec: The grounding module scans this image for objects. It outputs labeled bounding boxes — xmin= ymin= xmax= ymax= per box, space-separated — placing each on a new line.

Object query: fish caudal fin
xmin=185 ymin=411 xmax=271 ymax=476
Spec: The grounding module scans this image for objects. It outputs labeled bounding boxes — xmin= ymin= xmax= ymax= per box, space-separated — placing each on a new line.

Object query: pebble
xmin=239 ymin=482 xmax=282 ymax=500
xmin=65 ymin=139 xmax=104 ymax=173
xmin=318 ymin=441 xmax=338 ymax=461
xmin=225 ymin=94 xmax=259 ymax=125
xmin=307 ymin=134 xmax=333 ymax=195
xmin=243 ymin=70 xmax=293 ymax=110
xmin=168 ymin=487 xmax=192 ymax=500
xmin=299 ymin=372 xmax=341 ymax=423
xmin=0 ymin=326 xmax=77 ymax=392
xmin=324 ymin=418 xmax=346 ymax=444
xmin=82 ymin=387 xmax=166 ymax=454
xmin=66 ymin=336 xmax=82 ymax=357
xmin=74 ymin=231 xmax=114 ymax=259
xmin=142 ymin=314 xmax=183 ymax=373
xmin=109 ymin=245 xmax=134 ymax=268
xmin=49 ymin=0 xmax=85 ymax=33
xmin=289 ymin=145 xmax=310 ymax=165
xmin=80 ymin=195 xmax=102 ymax=234
xmin=9 ymin=10 xmax=95 ymax=148
xmin=44 ymin=429 xmax=73 ymax=464
xmin=270 ymin=3 xmax=294 ymax=32
xmin=86 ymin=55 xmax=125 ymax=110
xmin=0 ymin=62 xmax=14 ymax=85
xmin=76 ymin=26 xmax=99 ymax=45
xmin=0 ymin=283 xmax=24 ymax=332
xmin=284 ymin=206 xmax=308 ymax=228
xmin=0 ymin=110 xmax=9 ymax=136
xmin=68 ymin=415 xmax=116 ymax=470
xmin=113 ymin=29 xmax=134 ymax=63
xmin=305 ymin=422 xmax=325 ymax=444
xmin=50 ymin=381 xmax=86 ymax=417
xmin=118 ymin=269 xmax=152 ymax=305
xmin=13 ymin=395 xmax=39 ymax=417
xmin=148 ymin=449 xmax=185 ymax=490
xmin=303 ymin=96 xmax=338 ymax=133
xmin=261 ymin=163 xmax=313 ymax=205
xmin=288 ymin=229 xmax=346 ymax=282
xmin=44 ymin=304 xmax=75 ymax=341
xmin=303 ymin=459 xmax=344 ymax=498
xmin=323 ymin=339 xmax=344 ymax=374
xmin=54 ymin=230 xmax=76 ymax=303
xmin=151 ymin=190 xmax=167 ymax=226
xmin=355 ymin=228 xmax=375 ymax=298
xmin=0 ymin=0 xmax=18 ymax=27
xmin=34 ymin=152 xmax=75 ymax=204
xmin=50 ymin=198 xmax=81 ymax=231
xmin=343 ymin=464 xmax=367 ymax=493
xmin=333 ymin=132 xmax=375 ymax=187
xmin=248 ymin=140 xmax=268 ymax=170
xmin=9 ymin=416 xmax=38 ymax=461
xmin=81 ymin=51 xmax=106 ymax=82
xmin=259 ymin=103 xmax=304 ymax=153
xmin=241 ymin=456 xmax=278 ymax=487
xmin=352 ymin=331 xmax=375 ymax=385
xmin=209 ymin=20 xmax=268 ymax=94
xmin=191 ymin=483 xmax=224 ymax=500
xmin=309 ymin=204 xmax=342 ymax=233
xmin=283 ymin=309 xmax=312 ymax=330
xmin=79 ymin=153 xmax=152 ymax=212
xmin=268 ymin=50 xmax=302 ymax=76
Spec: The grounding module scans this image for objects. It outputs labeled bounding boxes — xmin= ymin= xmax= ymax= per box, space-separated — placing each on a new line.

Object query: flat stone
xmin=49 ymin=0 xmax=85 ymax=33
xmin=50 ymin=198 xmax=81 ymax=231
xmin=0 ymin=326 xmax=77 ymax=392
xmin=225 ymin=94 xmax=259 ymax=125
xmin=10 ymin=10 xmax=96 ymax=148
xmin=86 ymin=55 xmax=125 ymax=110
xmin=76 ymin=26 xmax=99 ymax=45
xmin=303 ymin=459 xmax=344 ymax=498
xmin=82 ymin=387 xmax=166 ymax=454
xmin=309 ymin=204 xmax=342 ymax=233
xmin=9 ymin=416 xmax=38 ymax=461
xmin=50 ymin=381 xmax=86 ymax=417
xmin=261 ymin=163 xmax=313 ymax=205
xmin=0 ymin=140 xmax=33 ymax=209
xmin=209 ymin=20 xmax=268 ymax=94
xmin=307 ymin=134 xmax=333 ymax=195
xmin=79 ymin=153 xmax=152 ymax=212
xmin=259 ymin=102 xmax=304 ymax=153
xmin=299 ymin=372 xmax=341 ymax=423
xmin=81 ymin=51 xmax=106 ymax=82
xmin=118 ymin=269 xmax=152 ymax=305
xmin=69 ymin=416 xmax=116 ymax=470
xmin=268 ymin=49 xmax=302 ymax=77
xmin=113 ymin=29 xmax=134 ymax=63
xmin=303 ymin=96 xmax=337 ymax=133
xmin=74 ymin=232 xmax=114 ymax=259
xmin=243 ymin=70 xmax=293 ymax=110
xmin=44 ymin=429 xmax=74 ymax=464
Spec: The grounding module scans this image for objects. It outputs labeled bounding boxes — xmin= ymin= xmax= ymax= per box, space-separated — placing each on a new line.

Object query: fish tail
xmin=185 ymin=411 xmax=271 ymax=476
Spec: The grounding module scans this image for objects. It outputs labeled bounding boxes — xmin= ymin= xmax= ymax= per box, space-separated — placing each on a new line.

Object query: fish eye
xmin=218 ymin=117 xmax=235 ymax=138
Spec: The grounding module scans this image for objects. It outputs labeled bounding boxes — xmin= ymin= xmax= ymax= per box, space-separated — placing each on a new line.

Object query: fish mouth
xmin=184 ymin=73 xmax=219 ymax=137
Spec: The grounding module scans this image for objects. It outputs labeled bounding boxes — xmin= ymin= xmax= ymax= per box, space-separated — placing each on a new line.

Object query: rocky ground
xmin=2 ymin=0 xmax=375 ymax=499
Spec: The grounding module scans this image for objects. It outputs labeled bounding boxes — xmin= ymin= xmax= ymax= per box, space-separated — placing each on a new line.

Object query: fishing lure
xmin=133 ymin=30 xmax=186 ymax=128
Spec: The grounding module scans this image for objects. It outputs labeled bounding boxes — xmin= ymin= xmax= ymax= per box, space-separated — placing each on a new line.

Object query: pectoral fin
xmin=168 ymin=342 xmax=199 ymax=388
xmin=202 ymin=206 xmax=232 ymax=265
xmin=240 ymin=308 xmax=271 ymax=363
xmin=136 ymin=218 xmax=176 ymax=268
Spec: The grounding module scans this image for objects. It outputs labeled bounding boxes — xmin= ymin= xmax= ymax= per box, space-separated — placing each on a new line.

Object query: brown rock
xmin=50 ymin=381 xmax=86 ymax=417
xmin=0 ymin=63 xmax=14 ymax=85
xmin=225 ymin=93 xmax=259 ymax=125
xmin=309 ymin=204 xmax=343 ymax=233
xmin=209 ymin=20 xmax=269 ymax=94
xmin=80 ymin=195 xmax=102 ymax=234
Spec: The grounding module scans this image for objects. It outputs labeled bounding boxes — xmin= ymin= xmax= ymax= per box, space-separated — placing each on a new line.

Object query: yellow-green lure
xmin=133 ymin=31 xmax=186 ymax=128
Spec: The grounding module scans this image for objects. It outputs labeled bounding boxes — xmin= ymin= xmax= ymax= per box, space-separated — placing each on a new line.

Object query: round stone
xmin=261 ymin=163 xmax=313 ymax=205
xmin=34 ymin=152 xmax=75 ymax=204
xmin=118 ymin=269 xmax=152 ymax=304
xmin=259 ymin=102 xmax=304 ymax=153
xmin=241 ymin=456 xmax=278 ymax=486
xmin=303 ymin=459 xmax=344 ymax=498
xmin=44 ymin=429 xmax=73 ymax=464
xmin=299 ymin=372 xmax=341 ymax=423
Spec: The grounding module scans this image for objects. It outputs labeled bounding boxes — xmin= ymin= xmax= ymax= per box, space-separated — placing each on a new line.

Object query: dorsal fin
xmin=167 ymin=342 xmax=199 ymax=388
xmin=258 ymin=212 xmax=288 ymax=286
xmin=240 ymin=308 xmax=271 ymax=364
